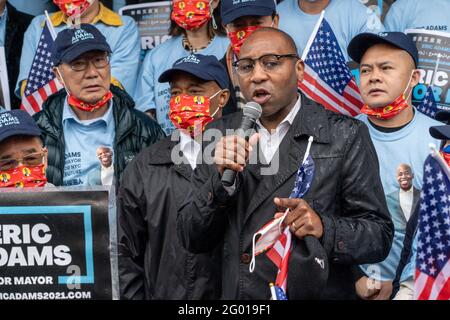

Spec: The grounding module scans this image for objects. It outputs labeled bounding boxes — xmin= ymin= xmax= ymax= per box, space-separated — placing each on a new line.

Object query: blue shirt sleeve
xmin=133 ymin=48 xmax=157 ymax=113
xmin=384 ymin=0 xmax=406 ymax=32
xmin=109 ymin=16 xmax=141 ymax=96
xmin=15 ymin=15 xmax=43 ymax=98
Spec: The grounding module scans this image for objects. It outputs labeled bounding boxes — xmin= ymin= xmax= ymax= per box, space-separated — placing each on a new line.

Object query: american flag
xmin=265 ymin=154 xmax=315 ymax=296
xmin=20 ymin=21 xmax=63 ymax=115
xmin=414 ymin=153 xmax=450 ymax=300
xmin=270 ymin=283 xmax=288 ymax=300
xmin=299 ymin=13 xmax=363 ymax=117
xmin=417 ymin=86 xmax=438 ymax=119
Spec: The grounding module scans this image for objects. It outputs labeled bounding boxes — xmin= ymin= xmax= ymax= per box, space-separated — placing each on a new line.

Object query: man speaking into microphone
xmin=177 ymin=28 xmax=394 ymax=300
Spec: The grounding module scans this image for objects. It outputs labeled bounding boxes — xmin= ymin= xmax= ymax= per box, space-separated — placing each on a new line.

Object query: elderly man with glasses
xmin=0 ymin=110 xmax=50 ymax=188
xmin=178 ymin=28 xmax=394 ymax=300
xmin=33 ymin=24 xmax=164 ymax=188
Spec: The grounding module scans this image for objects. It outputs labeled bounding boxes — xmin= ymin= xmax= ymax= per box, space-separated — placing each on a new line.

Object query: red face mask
xmin=54 ymin=0 xmax=92 ymax=17
xmin=0 ymin=165 xmax=47 ymax=188
xmin=171 ymin=0 xmax=211 ymax=31
xmin=361 ymin=94 xmax=410 ymax=120
xmin=169 ymin=92 xmax=220 ymax=137
xmin=68 ymin=90 xmax=113 ymax=112
xmin=227 ymin=26 xmax=262 ymax=55
xmin=441 ymin=149 xmax=450 ymax=167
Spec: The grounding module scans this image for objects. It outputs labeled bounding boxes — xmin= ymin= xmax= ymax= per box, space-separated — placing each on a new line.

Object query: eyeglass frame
xmin=67 ymin=52 xmax=111 ymax=72
xmin=0 ymin=152 xmax=46 ymax=171
xmin=232 ymin=53 xmax=300 ymax=76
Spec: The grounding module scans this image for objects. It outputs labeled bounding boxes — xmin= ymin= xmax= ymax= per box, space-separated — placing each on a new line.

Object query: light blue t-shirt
xmin=15 ymin=13 xmax=141 ymax=97
xmin=277 ymin=0 xmax=384 ymax=61
xmin=0 ymin=6 xmax=7 ymax=47
xmin=134 ymin=35 xmax=229 ymax=135
xmin=357 ymin=109 xmax=441 ymax=281
xmin=385 ymin=0 xmax=450 ymax=33
xmin=62 ymin=100 xmax=115 ymax=187
xmin=8 ymin=0 xmax=58 ymax=16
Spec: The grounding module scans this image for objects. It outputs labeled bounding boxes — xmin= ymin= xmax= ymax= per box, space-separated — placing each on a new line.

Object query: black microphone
xmin=221 ymin=102 xmax=262 ymax=187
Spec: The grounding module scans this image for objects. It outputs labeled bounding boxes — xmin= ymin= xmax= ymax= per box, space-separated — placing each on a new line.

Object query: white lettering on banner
xmin=0 ymin=224 xmax=72 ymax=267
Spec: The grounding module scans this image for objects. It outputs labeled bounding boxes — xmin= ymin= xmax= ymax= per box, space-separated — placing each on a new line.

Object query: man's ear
xmin=410 ymin=69 xmax=421 ymax=88
xmin=218 ymin=89 xmax=230 ymax=108
xmin=272 ymin=14 xmax=280 ymax=28
xmin=296 ymin=59 xmax=305 ymax=83
xmin=53 ymin=67 xmax=63 ymax=84
xmin=210 ymin=0 xmax=219 ymax=10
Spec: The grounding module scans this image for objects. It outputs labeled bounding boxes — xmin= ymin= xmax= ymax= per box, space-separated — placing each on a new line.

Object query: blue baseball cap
xmin=158 ymin=54 xmax=229 ymax=89
xmin=221 ymin=0 xmax=276 ymax=26
xmin=430 ymin=125 xmax=450 ymax=140
xmin=347 ymin=32 xmax=419 ymax=67
xmin=0 ymin=110 xmax=42 ymax=143
xmin=53 ymin=24 xmax=112 ymax=65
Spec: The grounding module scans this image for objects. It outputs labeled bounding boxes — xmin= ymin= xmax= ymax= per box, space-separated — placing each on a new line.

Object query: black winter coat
xmin=117 ymin=136 xmax=222 ymax=299
xmin=33 ymin=85 xmax=165 ymax=186
xmin=177 ymin=94 xmax=394 ymax=299
xmin=5 ymin=2 xmax=33 ymax=109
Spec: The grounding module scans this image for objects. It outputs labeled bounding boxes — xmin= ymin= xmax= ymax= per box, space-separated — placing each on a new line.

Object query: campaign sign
xmin=407 ymin=29 xmax=450 ymax=112
xmin=119 ymin=1 xmax=172 ymax=52
xmin=0 ymin=189 xmax=117 ymax=300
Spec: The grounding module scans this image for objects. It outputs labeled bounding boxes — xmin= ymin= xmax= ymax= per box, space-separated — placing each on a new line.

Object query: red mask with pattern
xmin=54 ymin=0 xmax=93 ymax=17
xmin=227 ymin=26 xmax=262 ymax=55
xmin=171 ymin=0 xmax=212 ymax=31
xmin=361 ymin=94 xmax=410 ymax=120
xmin=361 ymin=72 xmax=414 ymax=120
xmin=68 ymin=90 xmax=113 ymax=112
xmin=0 ymin=165 xmax=47 ymax=188
xmin=169 ymin=91 xmax=220 ymax=136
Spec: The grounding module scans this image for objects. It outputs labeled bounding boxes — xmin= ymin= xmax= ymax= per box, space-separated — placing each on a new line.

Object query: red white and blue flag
xmin=417 ymin=86 xmax=439 ymax=119
xmin=414 ymin=151 xmax=450 ymax=300
xmin=20 ymin=21 xmax=63 ymax=115
xmin=299 ymin=12 xmax=363 ymax=117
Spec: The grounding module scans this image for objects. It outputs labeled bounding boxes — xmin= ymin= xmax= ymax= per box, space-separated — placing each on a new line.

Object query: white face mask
xmin=208 ymin=89 xmax=222 ymax=118
xmin=249 ymin=209 xmax=289 ymax=273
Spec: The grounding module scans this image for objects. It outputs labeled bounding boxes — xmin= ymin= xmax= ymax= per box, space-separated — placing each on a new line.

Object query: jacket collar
xmin=49 ymin=2 xmax=123 ymax=27
xmin=291 ymin=92 xmax=331 ymax=144
xmin=38 ymin=85 xmax=134 ymax=140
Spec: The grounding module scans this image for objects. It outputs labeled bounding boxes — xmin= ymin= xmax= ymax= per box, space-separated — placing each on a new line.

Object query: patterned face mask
xmin=169 ymin=91 xmax=221 ymax=137
xmin=54 ymin=0 xmax=93 ymax=17
xmin=68 ymin=91 xmax=113 ymax=112
xmin=0 ymin=165 xmax=47 ymax=188
xmin=227 ymin=26 xmax=262 ymax=55
xmin=171 ymin=0 xmax=212 ymax=31
xmin=361 ymin=71 xmax=414 ymax=120
xmin=441 ymin=145 xmax=450 ymax=167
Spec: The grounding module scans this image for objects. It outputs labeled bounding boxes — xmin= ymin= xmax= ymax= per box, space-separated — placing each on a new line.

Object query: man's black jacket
xmin=118 ymin=136 xmax=222 ymax=300
xmin=33 ymin=85 xmax=165 ymax=186
xmin=177 ymin=93 xmax=394 ymax=299
xmin=5 ymin=2 xmax=33 ymax=109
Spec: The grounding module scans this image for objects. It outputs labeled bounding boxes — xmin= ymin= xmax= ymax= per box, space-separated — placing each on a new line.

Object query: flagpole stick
xmin=301 ymin=10 xmax=325 ymax=61
xmin=44 ymin=10 xmax=57 ymax=40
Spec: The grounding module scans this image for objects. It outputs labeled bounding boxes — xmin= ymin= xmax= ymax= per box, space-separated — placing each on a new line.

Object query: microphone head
xmin=243 ymin=102 xmax=262 ymax=120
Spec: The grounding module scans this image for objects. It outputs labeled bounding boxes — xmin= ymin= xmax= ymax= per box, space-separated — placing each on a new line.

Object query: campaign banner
xmin=0 ymin=187 xmax=118 ymax=300
xmin=406 ymin=29 xmax=450 ymax=112
xmin=119 ymin=1 xmax=172 ymax=52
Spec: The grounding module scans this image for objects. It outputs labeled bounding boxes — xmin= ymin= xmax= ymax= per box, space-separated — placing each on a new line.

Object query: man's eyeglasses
xmin=0 ymin=152 xmax=46 ymax=171
xmin=232 ymin=54 xmax=300 ymax=75
xmin=69 ymin=54 xmax=110 ymax=72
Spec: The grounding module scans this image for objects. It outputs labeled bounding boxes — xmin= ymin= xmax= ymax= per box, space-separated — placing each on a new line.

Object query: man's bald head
xmin=239 ymin=27 xmax=298 ymax=58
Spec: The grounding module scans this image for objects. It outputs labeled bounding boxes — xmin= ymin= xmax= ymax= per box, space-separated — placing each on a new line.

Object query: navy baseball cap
xmin=221 ymin=0 xmax=276 ymax=26
xmin=0 ymin=110 xmax=42 ymax=143
xmin=158 ymin=54 xmax=229 ymax=89
xmin=347 ymin=32 xmax=419 ymax=67
xmin=430 ymin=125 xmax=450 ymax=140
xmin=436 ymin=109 xmax=450 ymax=124
xmin=53 ymin=24 xmax=112 ymax=65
